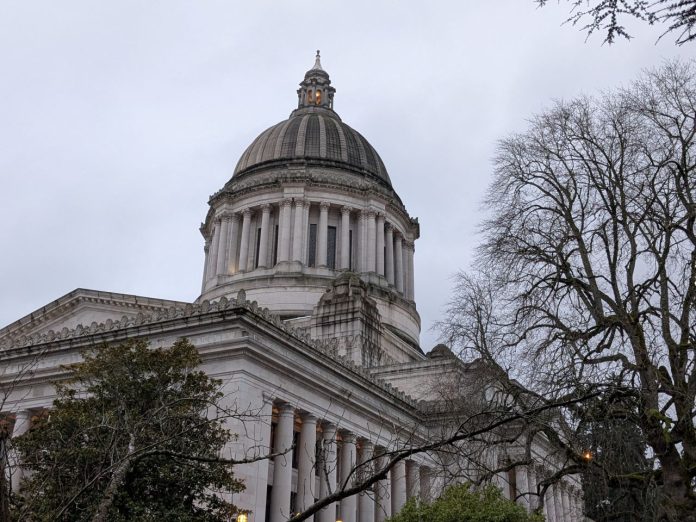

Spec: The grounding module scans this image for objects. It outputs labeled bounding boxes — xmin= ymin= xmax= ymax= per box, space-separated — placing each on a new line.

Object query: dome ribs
xmin=324 ymin=117 xmax=342 ymax=161
xmin=294 ymin=114 xmax=311 ymax=157
xmin=317 ymin=115 xmax=327 ymax=158
xmin=273 ymin=119 xmax=293 ymax=159
xmin=280 ymin=116 xmax=303 ymax=158
xmin=304 ymin=115 xmax=321 ymax=157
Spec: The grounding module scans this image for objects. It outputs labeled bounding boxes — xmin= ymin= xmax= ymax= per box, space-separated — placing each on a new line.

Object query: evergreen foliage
xmin=12 ymin=338 xmax=244 ymax=521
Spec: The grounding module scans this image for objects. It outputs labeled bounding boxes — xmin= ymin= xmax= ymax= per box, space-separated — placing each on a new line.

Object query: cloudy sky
xmin=0 ymin=1 xmax=691 ymax=349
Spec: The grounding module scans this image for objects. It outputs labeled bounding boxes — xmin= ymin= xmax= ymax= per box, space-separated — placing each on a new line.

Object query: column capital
xmin=319 ymin=201 xmax=330 ymax=210
xmin=276 ymin=402 xmax=295 ymax=415
xmin=214 ymin=214 xmax=223 ymax=223
xmin=385 ymin=222 xmax=394 ymax=232
xmin=261 ymin=203 xmax=272 ymax=212
xmin=340 ymin=430 xmax=356 ymax=444
xmin=341 ymin=205 xmax=352 ymax=215
xmin=359 ymin=439 xmax=375 ymax=451
xmin=300 ymin=411 xmax=318 ymax=423
xmin=281 ymin=198 xmax=293 ymax=208
xmin=364 ymin=209 xmax=377 ymax=219
xmin=294 ymin=198 xmax=307 ymax=208
xmin=376 ymin=211 xmax=385 ymax=220
xmin=242 ymin=207 xmax=252 ymax=217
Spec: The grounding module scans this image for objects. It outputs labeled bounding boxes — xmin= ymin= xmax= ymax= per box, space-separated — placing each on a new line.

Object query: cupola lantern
xmin=297 ymin=50 xmax=335 ymax=110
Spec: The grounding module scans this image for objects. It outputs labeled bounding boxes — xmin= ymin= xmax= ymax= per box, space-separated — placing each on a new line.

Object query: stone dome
xmin=233 ymin=109 xmax=392 ymax=187
xmin=232 ymin=51 xmax=391 ymax=188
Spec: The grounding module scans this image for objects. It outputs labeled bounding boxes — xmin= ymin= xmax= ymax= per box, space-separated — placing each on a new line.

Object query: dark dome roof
xmin=233 ymin=108 xmax=392 ymax=186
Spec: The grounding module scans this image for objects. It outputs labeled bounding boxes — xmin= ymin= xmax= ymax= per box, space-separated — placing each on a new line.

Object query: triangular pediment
xmin=0 ymin=289 xmax=190 ymax=343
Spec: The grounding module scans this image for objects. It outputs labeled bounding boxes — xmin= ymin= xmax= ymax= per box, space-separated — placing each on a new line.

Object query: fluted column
xmin=515 ymin=466 xmax=530 ymax=510
xmin=419 ymin=467 xmax=432 ymax=503
xmin=201 ymin=240 xmax=210 ymax=292
xmin=406 ymin=461 xmax=420 ymax=500
xmin=527 ymin=466 xmax=539 ymax=512
xmin=340 ymin=207 xmax=351 ymax=269
xmin=216 ymin=214 xmax=231 ymax=276
xmin=405 ymin=241 xmax=415 ymax=300
xmin=366 ymin=210 xmax=376 ymax=272
xmin=394 ymin=234 xmax=404 ymax=294
xmin=255 ymin=205 xmax=271 ymax=268
xmin=277 ymin=200 xmax=293 ymax=263
xmin=340 ymin=432 xmax=357 ymax=522
xmin=374 ymin=451 xmax=391 ymax=522
xmin=553 ymin=484 xmax=563 ymax=522
xmin=297 ymin=413 xmax=318 ymax=521
xmin=402 ymin=242 xmax=409 ymax=298
xmin=317 ymin=202 xmax=329 ymax=267
xmin=560 ymin=484 xmax=570 ymax=521
xmin=292 ymin=200 xmax=306 ymax=263
xmin=385 ymin=224 xmax=394 ymax=285
xmin=376 ymin=213 xmax=385 ymax=276
xmin=270 ymin=403 xmax=295 ymax=522
xmin=10 ymin=410 xmax=31 ymax=492
xmin=209 ymin=217 xmax=222 ymax=279
xmin=227 ymin=213 xmax=241 ymax=274
xmin=318 ymin=423 xmax=338 ymax=522
xmin=359 ymin=211 xmax=368 ymax=272
xmin=390 ymin=459 xmax=407 ymax=514
xmin=544 ymin=485 xmax=557 ymax=522
xmin=357 ymin=441 xmax=374 ymax=522
xmin=301 ymin=200 xmax=310 ymax=264
xmin=238 ymin=209 xmax=252 ymax=272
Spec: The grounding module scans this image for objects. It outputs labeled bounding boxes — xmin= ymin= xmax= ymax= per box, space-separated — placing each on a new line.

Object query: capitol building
xmin=1 ymin=54 xmax=584 ymax=521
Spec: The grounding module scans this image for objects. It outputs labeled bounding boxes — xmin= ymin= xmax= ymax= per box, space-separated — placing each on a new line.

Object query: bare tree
xmin=441 ymin=60 xmax=696 ymax=521
xmin=536 ymin=0 xmax=696 ymax=45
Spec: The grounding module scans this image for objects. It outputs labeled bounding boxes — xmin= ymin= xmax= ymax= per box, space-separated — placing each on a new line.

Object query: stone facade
xmin=0 ymin=53 xmax=585 ymax=521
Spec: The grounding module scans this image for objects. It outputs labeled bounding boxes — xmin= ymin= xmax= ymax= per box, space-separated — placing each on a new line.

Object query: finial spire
xmin=313 ymin=50 xmax=323 ymax=71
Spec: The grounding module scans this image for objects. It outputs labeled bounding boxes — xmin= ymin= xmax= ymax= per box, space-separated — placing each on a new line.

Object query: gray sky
xmin=0 ymin=1 xmax=691 ymax=350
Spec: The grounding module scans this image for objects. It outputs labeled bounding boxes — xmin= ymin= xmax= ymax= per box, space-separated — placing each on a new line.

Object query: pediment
xmin=0 ymin=288 xmax=190 ymax=343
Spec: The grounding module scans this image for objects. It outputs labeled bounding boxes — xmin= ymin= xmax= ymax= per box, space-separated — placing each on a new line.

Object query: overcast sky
xmin=0 ymin=1 xmax=692 ymax=350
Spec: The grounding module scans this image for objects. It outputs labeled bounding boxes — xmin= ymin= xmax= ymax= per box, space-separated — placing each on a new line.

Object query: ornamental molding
xmin=0 ymin=290 xmax=419 ymax=409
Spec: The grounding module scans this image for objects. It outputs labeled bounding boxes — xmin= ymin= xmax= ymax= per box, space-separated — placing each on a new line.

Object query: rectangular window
xmin=254 ymin=227 xmax=262 ymax=268
xmin=272 ymin=224 xmax=279 ymax=266
xmin=327 ymin=226 xmax=337 ymax=269
xmin=308 ymin=224 xmax=317 ymax=267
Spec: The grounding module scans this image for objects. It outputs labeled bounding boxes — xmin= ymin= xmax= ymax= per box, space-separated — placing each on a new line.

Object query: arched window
xmin=315 ymin=89 xmax=322 ymax=105
xmin=306 ymin=90 xmax=314 ymax=104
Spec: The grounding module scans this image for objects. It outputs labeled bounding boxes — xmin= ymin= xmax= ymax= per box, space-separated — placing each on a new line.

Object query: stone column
xmin=340 ymin=207 xmax=351 ymax=270
xmin=318 ymin=423 xmax=338 ymax=522
xmin=527 ymin=466 xmax=539 ymax=512
xmin=297 ymin=413 xmax=318 ymax=522
xmin=227 ymin=212 xmax=241 ymax=274
xmin=401 ymin=242 xmax=409 ymax=298
xmin=544 ymin=485 xmax=557 ymax=522
xmin=394 ymin=234 xmax=404 ymax=294
xmin=317 ymin=202 xmax=329 ymax=267
xmin=237 ymin=209 xmax=252 ymax=273
xmin=340 ymin=432 xmax=357 ymax=522
xmin=374 ymin=451 xmax=391 ymax=522
xmin=278 ymin=199 xmax=293 ymax=262
xmin=376 ymin=213 xmax=385 ymax=276
xmin=366 ymin=210 xmax=376 ymax=272
xmin=385 ymin=224 xmax=394 ymax=285
xmin=201 ymin=240 xmax=210 ymax=292
xmin=560 ymin=484 xmax=570 ymax=521
xmin=215 ymin=214 xmax=231 ymax=276
xmin=209 ymin=217 xmax=222 ymax=279
xmin=406 ymin=241 xmax=415 ymax=300
xmin=292 ymin=200 xmax=306 ymax=263
xmin=553 ymin=484 xmax=563 ymax=522
xmin=515 ymin=466 xmax=530 ymax=511
xmin=359 ymin=211 xmax=368 ymax=272
xmin=357 ymin=441 xmax=374 ymax=522
xmin=406 ymin=461 xmax=420 ymax=500
xmin=256 ymin=205 xmax=271 ymax=268
xmin=270 ymin=403 xmax=295 ymax=522
xmin=10 ymin=410 xmax=31 ymax=492
xmin=419 ymin=467 xmax=432 ymax=503
xmin=390 ymin=459 xmax=407 ymax=514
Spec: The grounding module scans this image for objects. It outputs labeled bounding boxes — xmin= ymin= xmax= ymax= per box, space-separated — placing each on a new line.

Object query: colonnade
xmin=203 ymin=200 xmax=415 ymax=300
xmin=492 ymin=464 xmax=583 ymax=522
xmin=267 ymin=402 xmax=431 ymax=522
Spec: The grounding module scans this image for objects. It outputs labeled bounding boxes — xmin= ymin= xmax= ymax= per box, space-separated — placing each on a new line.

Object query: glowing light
xmin=238 ymin=514 xmax=249 ymax=522
xmin=583 ymin=451 xmax=593 ymax=461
